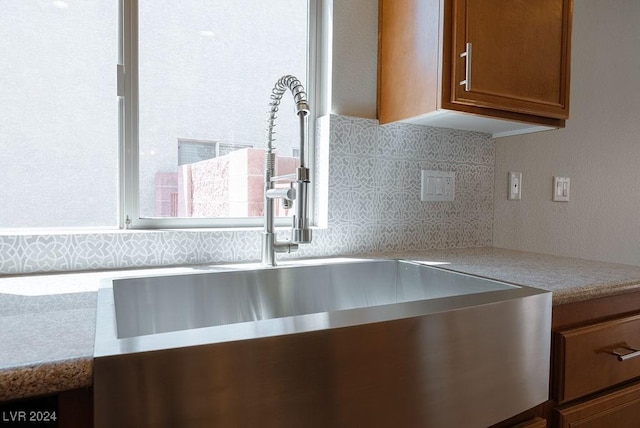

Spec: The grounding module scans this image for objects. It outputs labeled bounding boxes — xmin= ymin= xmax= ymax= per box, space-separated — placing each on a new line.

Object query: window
xmin=0 ymin=0 xmax=119 ymax=229
xmin=122 ymin=0 xmax=319 ymax=228
xmin=0 ymin=0 xmax=321 ymax=230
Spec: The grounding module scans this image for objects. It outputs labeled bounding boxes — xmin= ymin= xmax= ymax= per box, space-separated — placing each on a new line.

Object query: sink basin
xmin=111 ymin=259 xmax=516 ymax=339
xmin=94 ymin=258 xmax=551 ymax=428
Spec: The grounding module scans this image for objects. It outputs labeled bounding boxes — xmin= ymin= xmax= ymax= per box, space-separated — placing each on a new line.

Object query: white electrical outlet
xmin=553 ymin=177 xmax=570 ymax=202
xmin=421 ymin=170 xmax=455 ymax=201
xmin=508 ymin=172 xmax=522 ymax=200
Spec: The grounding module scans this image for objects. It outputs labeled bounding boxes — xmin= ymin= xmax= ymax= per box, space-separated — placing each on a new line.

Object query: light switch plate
xmin=508 ymin=172 xmax=522 ymax=200
xmin=553 ymin=177 xmax=570 ymax=202
xmin=421 ymin=170 xmax=455 ymax=201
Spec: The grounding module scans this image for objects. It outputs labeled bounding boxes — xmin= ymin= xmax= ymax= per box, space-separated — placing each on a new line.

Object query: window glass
xmin=0 ymin=0 xmax=118 ymax=228
xmin=138 ymin=0 xmax=308 ymax=219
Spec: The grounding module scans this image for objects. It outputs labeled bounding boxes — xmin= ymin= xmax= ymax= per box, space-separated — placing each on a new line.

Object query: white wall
xmin=493 ymin=0 xmax=640 ymax=266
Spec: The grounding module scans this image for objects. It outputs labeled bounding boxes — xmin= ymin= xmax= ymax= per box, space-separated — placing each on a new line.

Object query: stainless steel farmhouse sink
xmin=94 ymin=258 xmax=551 ymax=428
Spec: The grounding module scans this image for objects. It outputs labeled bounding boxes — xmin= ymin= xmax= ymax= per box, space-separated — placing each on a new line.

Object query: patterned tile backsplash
xmin=0 ymin=115 xmax=494 ymax=275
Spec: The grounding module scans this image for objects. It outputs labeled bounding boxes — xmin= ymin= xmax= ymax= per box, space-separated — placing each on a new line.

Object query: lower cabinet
xmin=550 ymin=291 xmax=640 ymax=428
xmin=57 ymin=388 xmax=93 ymax=428
xmin=0 ymin=388 xmax=93 ymax=428
xmin=555 ymin=382 xmax=640 ymax=428
xmin=512 ymin=417 xmax=547 ymax=428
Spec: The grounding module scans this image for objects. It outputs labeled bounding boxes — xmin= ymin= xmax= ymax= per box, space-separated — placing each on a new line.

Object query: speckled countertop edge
xmin=0 ymin=358 xmax=93 ymax=401
xmin=4 ymin=247 xmax=640 ymax=401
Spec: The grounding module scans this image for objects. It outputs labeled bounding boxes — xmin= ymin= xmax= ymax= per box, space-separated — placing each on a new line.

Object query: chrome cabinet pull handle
xmin=459 ymin=42 xmax=472 ymax=92
xmin=611 ymin=346 xmax=640 ymax=361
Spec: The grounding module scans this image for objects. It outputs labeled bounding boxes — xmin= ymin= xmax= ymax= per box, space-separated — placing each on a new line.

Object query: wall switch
xmin=508 ymin=172 xmax=522 ymax=200
xmin=421 ymin=170 xmax=455 ymax=201
xmin=553 ymin=177 xmax=570 ymax=202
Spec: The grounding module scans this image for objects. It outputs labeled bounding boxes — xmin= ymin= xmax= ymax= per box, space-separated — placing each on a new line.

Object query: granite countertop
xmin=3 ymin=247 xmax=640 ymax=401
xmin=0 ymin=266 xmax=196 ymax=401
xmin=372 ymin=247 xmax=640 ymax=305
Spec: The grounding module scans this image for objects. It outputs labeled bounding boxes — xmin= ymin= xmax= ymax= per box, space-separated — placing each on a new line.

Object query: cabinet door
xmin=450 ymin=0 xmax=572 ymax=119
xmin=556 ymin=382 xmax=640 ymax=428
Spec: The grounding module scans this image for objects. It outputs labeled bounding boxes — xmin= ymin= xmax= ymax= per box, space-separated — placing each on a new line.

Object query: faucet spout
xmin=261 ymin=75 xmax=313 ymax=266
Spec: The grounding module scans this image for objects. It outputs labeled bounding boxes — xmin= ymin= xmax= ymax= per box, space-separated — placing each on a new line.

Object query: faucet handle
xmin=265 ymin=187 xmax=296 ymax=201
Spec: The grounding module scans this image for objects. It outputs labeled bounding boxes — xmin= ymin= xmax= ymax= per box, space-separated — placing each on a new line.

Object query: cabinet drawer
xmin=556 ymin=313 xmax=640 ymax=403
xmin=555 ymin=381 xmax=640 ymax=428
xmin=511 ymin=417 xmax=546 ymax=428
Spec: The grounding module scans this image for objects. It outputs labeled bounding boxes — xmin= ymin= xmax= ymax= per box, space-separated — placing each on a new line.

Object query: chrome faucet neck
xmin=261 ymin=75 xmax=313 ymax=266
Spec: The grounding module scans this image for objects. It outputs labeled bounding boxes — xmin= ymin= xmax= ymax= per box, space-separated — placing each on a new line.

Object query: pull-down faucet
xmin=261 ymin=75 xmax=312 ymax=266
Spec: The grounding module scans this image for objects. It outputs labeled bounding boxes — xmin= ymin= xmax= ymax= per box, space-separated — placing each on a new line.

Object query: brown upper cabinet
xmin=378 ymin=0 xmax=573 ymax=138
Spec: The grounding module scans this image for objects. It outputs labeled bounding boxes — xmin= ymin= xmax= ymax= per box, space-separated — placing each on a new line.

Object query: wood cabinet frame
xmin=550 ymin=291 xmax=640 ymax=427
xmin=377 ymin=0 xmax=572 ymax=130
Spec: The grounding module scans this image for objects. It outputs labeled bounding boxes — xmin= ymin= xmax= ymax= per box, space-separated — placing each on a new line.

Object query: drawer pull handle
xmin=612 ymin=346 xmax=640 ymax=361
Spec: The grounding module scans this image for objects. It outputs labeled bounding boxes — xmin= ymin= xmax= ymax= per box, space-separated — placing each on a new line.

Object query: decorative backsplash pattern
xmin=0 ymin=115 xmax=494 ymax=275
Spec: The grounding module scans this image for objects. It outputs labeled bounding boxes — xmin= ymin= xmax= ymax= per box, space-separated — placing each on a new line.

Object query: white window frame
xmin=118 ymin=0 xmax=327 ymax=229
